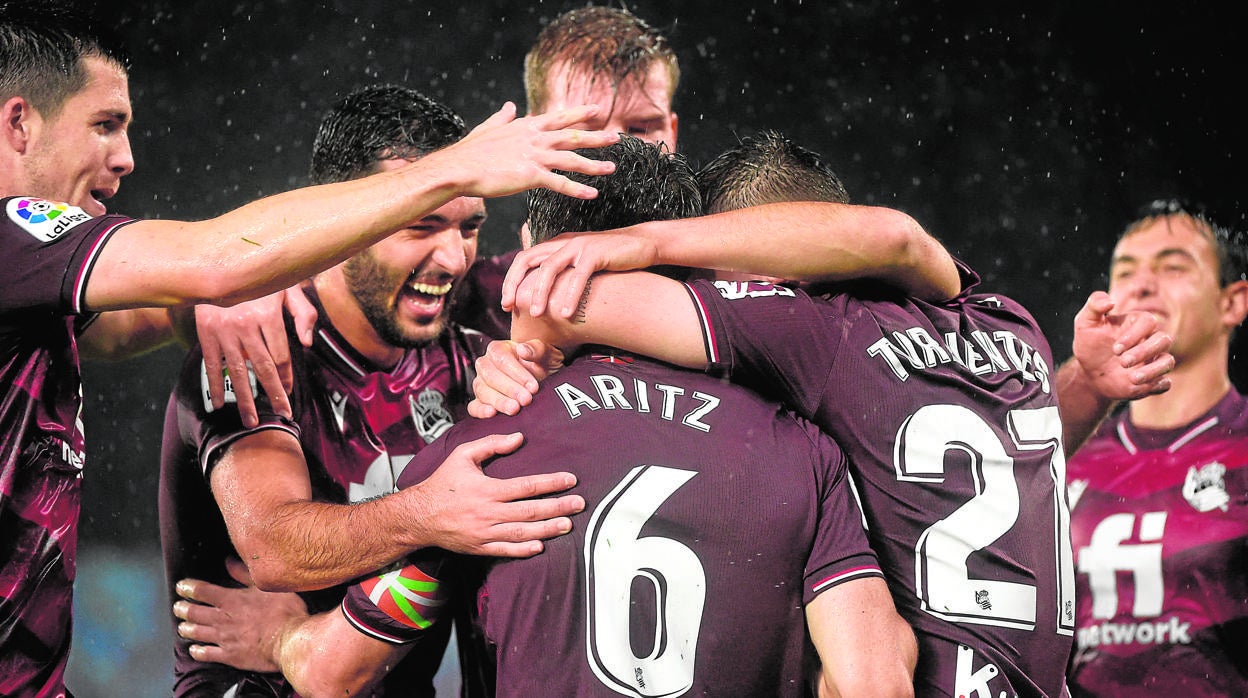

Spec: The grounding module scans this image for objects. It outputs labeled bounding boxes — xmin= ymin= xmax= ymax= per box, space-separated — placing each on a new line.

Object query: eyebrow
xmin=1111 ymin=248 xmax=1197 ymax=266
xmin=420 ymin=212 xmax=488 ymax=225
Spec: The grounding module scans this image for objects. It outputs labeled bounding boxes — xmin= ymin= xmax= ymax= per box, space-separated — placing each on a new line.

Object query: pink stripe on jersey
xmin=811 ymin=565 xmax=883 ymax=594
xmin=681 ymin=282 xmax=721 ymax=364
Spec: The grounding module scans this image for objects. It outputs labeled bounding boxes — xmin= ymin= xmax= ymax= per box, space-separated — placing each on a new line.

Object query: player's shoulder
xmin=0 ymin=196 xmax=111 ymax=245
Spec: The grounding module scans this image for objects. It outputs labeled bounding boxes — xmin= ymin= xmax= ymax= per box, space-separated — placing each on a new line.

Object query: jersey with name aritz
xmin=343 ymin=350 xmax=882 ymax=697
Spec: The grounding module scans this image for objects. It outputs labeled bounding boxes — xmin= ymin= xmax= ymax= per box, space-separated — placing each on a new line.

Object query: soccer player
xmin=0 ymin=5 xmax=615 ymax=694
xmin=210 ymin=135 xmax=917 ymax=698
xmin=1065 ymin=200 xmax=1248 ymax=696
xmin=477 ymin=132 xmax=1175 ymax=696
xmin=455 ymin=4 xmax=681 ymax=339
xmin=159 ymin=85 xmax=591 ymax=697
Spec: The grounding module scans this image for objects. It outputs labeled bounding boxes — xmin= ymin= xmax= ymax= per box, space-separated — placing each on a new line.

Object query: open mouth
xmin=400 ymin=278 xmax=454 ymax=317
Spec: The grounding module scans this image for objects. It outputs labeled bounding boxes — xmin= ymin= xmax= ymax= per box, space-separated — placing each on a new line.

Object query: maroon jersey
xmin=1067 ymin=390 xmax=1248 ymax=697
xmin=684 ymin=264 xmax=1075 ymax=697
xmin=0 ymin=196 xmax=134 ymax=698
xmin=159 ymin=286 xmax=487 ymax=697
xmin=342 ymin=350 xmax=883 ymax=697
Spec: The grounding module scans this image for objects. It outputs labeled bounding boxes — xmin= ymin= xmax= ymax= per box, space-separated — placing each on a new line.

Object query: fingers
xmin=469 ymin=377 xmax=523 ymax=416
xmin=493 ymin=470 xmax=581 ymax=502
xmin=201 ymin=349 xmax=227 ymax=412
xmin=1113 ymin=312 xmax=1167 ymax=360
xmin=485 ymin=341 xmax=542 ymax=395
xmin=467 ymin=398 xmax=499 ymax=419
xmin=549 ymin=266 xmax=596 ymax=320
xmin=282 ymin=284 xmax=318 ymax=348
xmin=452 ymin=432 xmax=526 ymax=466
xmin=502 ymin=246 xmax=558 ymax=312
xmin=1080 ymin=290 xmax=1114 ymax=320
xmin=467 ymin=101 xmax=518 ymax=135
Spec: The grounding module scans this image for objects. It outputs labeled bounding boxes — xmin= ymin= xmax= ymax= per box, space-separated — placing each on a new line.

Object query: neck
xmin=313 ymin=274 xmax=403 ymax=370
xmin=1128 ymin=344 xmax=1232 ymax=429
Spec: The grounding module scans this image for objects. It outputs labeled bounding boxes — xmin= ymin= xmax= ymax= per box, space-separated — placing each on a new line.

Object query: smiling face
xmin=19 ymin=56 xmax=134 ymax=215
xmin=1108 ymin=213 xmax=1232 ymax=365
xmin=341 ymin=159 xmax=484 ymax=351
xmin=540 ymin=60 xmax=678 ymax=150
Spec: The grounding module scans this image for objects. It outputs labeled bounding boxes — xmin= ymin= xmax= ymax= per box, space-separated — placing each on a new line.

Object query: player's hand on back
xmin=468 ymin=339 xmax=564 ymax=418
xmin=501 ymin=230 xmax=659 ymax=318
xmin=425 ymin=102 xmax=618 ymax=201
xmin=196 ymin=285 xmax=318 ymax=427
xmin=1071 ymin=290 xmax=1174 ymax=400
xmin=407 ymin=432 xmax=583 ymax=558
xmin=173 ymin=557 xmax=309 ymax=673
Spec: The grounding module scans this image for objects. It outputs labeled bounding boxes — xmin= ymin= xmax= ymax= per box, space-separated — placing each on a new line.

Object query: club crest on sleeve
xmin=6 ymin=198 xmax=93 ymax=242
xmin=200 ymin=360 xmax=259 ymax=413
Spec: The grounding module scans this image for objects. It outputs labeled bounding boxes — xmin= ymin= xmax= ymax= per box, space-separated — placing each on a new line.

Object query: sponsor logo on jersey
xmin=1076 ymin=616 xmax=1192 ymax=649
xmin=360 ymin=564 xmax=446 ymax=630
xmin=953 ymin=645 xmax=1010 ymax=698
xmin=200 ymin=360 xmax=259 ymax=413
xmin=1182 ymin=461 xmax=1229 ymax=512
xmin=330 ymin=390 xmax=349 ymax=433
xmin=410 ymin=388 xmax=454 ymax=443
xmin=7 ymin=198 xmax=93 ymax=242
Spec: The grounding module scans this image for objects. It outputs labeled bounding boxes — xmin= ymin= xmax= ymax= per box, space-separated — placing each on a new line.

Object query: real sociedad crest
xmin=410 ymin=388 xmax=454 ymax=443
xmin=1182 ymin=461 xmax=1229 ymax=513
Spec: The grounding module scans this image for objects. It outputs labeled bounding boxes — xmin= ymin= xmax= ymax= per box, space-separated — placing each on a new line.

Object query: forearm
xmin=90 ymin=161 xmax=461 ymax=310
xmin=235 ymin=488 xmax=430 ymax=592
xmin=277 ymin=610 xmax=399 ymax=698
xmin=1055 ymin=358 xmax=1116 ymax=456
xmin=638 ymin=202 xmax=959 ymax=300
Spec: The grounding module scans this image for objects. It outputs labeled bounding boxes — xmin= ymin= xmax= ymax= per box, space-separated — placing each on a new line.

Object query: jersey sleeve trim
xmin=806 ymin=555 xmax=885 ymax=603
xmin=340 ymin=602 xmax=419 ymax=646
xmin=71 ymin=217 xmax=136 ymax=313
xmin=680 ymin=281 xmax=722 ymax=368
xmin=200 ymin=423 xmax=299 ymax=477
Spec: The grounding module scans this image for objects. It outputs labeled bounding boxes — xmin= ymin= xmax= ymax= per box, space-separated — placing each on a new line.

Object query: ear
xmin=1221 ymin=279 xmax=1248 ymax=329
xmin=667 ymin=111 xmax=679 ymax=152
xmin=518 ymin=221 xmax=534 ymax=250
xmin=1 ymin=96 xmax=36 ymax=154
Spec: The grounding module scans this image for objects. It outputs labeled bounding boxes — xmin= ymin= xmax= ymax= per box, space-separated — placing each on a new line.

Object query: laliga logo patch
xmin=200 ymin=360 xmax=259 ymax=414
xmin=7 ymin=198 xmax=93 ymax=242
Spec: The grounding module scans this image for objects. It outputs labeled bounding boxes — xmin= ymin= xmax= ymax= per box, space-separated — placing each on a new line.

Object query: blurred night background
xmin=70 ymin=0 xmax=1244 ymax=694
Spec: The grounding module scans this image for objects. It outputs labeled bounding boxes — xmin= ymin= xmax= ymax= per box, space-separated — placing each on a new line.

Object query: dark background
xmin=79 ymin=0 xmax=1246 ymax=558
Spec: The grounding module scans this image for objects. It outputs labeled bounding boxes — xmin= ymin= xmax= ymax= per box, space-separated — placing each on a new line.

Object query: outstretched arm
xmin=212 ymin=430 xmax=582 ymax=591
xmin=503 ymin=202 xmax=959 ymax=319
xmin=806 ymin=577 xmax=916 ymax=697
xmin=84 ymin=104 xmax=617 ymax=312
xmin=1057 ymin=291 xmax=1174 ymax=453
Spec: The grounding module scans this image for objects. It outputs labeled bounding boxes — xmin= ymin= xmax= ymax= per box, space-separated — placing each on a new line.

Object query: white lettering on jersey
xmin=6 ymin=197 xmax=93 ymax=242
xmin=554 ymin=375 xmax=721 ymax=431
xmin=1078 ymin=512 xmax=1166 ymax=619
xmin=866 ymin=326 xmax=1050 ymax=393
xmin=711 ymin=279 xmax=797 ymax=300
xmin=953 ymin=645 xmax=1014 ymax=698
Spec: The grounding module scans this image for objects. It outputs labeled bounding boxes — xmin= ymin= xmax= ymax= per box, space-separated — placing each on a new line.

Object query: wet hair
xmin=309 ymin=84 xmax=465 ymax=185
xmin=0 ymin=1 xmax=129 ymax=118
xmin=1123 ymin=198 xmax=1248 ymax=287
xmin=524 ymin=5 xmax=679 ymax=115
xmin=697 ymin=130 xmax=850 ymax=214
xmin=527 ymin=135 xmax=700 ymax=245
